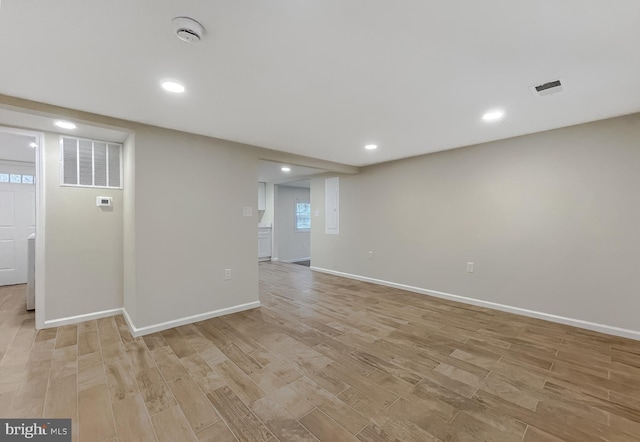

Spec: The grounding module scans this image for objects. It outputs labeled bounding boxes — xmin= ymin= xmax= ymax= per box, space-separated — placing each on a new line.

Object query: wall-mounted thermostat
xmin=96 ymin=196 xmax=112 ymax=207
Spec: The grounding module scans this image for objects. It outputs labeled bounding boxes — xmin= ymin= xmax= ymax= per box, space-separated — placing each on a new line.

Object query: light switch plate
xmin=243 ymin=207 xmax=253 ymax=217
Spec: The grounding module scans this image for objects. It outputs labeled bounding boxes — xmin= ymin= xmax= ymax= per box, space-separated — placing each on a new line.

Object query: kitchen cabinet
xmin=258 ymin=227 xmax=271 ymax=260
xmin=258 ymin=182 xmax=266 ymax=211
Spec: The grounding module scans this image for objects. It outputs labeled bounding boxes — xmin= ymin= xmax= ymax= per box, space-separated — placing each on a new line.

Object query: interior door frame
xmin=0 ymin=125 xmax=46 ymax=329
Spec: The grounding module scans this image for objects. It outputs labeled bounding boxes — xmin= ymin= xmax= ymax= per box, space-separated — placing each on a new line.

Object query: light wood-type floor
xmin=1 ymin=262 xmax=640 ymax=441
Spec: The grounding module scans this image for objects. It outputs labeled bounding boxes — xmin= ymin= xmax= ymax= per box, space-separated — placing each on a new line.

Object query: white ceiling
xmin=1 ymin=1 xmax=639 ymax=167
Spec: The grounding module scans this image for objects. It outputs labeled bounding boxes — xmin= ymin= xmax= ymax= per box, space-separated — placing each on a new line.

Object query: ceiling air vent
xmin=529 ymin=79 xmax=564 ymax=98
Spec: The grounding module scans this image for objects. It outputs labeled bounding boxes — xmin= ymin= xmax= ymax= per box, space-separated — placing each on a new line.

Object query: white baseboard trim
xmin=43 ymin=307 xmax=124 ymax=328
xmin=310 ymin=266 xmax=640 ymax=341
xmin=281 ymin=257 xmax=311 ymax=263
xmin=122 ymin=301 xmax=262 ymax=338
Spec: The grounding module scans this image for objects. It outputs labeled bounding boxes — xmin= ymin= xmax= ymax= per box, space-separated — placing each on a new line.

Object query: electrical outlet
xmin=224 ymin=268 xmax=232 ymax=280
xmin=243 ymin=207 xmax=253 ymax=217
xmin=315 ymin=210 xmax=320 ymax=217
xmin=368 ymin=251 xmax=374 ymax=260
xmin=466 ymin=262 xmax=474 ymax=273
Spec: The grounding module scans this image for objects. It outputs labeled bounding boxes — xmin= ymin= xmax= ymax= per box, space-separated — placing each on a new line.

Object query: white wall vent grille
xmin=60 ymin=136 xmax=123 ymax=189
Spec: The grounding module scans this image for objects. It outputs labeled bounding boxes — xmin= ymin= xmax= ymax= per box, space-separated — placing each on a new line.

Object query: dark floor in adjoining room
xmin=292 ymin=260 xmax=310 ymax=267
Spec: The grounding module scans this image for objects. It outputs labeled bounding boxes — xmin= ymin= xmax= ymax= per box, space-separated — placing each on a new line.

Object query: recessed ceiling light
xmin=29 ymin=142 xmax=38 ymax=148
xmin=482 ymin=110 xmax=504 ymax=122
xmin=162 ymin=81 xmax=185 ymax=93
xmin=365 ymin=144 xmax=378 ymax=150
xmin=54 ymin=121 xmax=77 ymax=130
xmin=281 ymin=167 xmax=291 ymax=172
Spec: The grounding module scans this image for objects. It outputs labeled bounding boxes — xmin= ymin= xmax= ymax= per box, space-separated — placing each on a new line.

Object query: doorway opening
xmin=274 ymin=180 xmax=311 ymax=265
xmin=257 ymin=160 xmax=325 ymax=268
xmin=0 ymin=126 xmax=44 ymax=323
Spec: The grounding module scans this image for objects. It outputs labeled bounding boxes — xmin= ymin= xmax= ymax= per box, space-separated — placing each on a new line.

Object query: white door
xmin=0 ymin=172 xmax=35 ymax=286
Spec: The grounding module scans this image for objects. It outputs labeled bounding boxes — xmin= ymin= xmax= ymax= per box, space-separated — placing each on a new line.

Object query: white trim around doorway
xmin=0 ymin=125 xmax=46 ymax=329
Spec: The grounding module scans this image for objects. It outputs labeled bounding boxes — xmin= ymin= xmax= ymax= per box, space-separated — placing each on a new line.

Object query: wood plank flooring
xmin=1 ymin=261 xmax=640 ymax=441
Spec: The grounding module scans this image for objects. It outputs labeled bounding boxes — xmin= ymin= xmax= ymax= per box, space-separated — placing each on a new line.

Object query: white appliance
xmin=27 ymin=232 xmax=35 ymax=310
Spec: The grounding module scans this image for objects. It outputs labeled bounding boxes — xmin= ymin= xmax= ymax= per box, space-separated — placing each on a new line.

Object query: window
xmin=295 ymin=200 xmax=311 ymax=232
xmin=0 ymin=173 xmax=35 ymax=185
xmin=60 ymin=136 xmax=122 ymax=188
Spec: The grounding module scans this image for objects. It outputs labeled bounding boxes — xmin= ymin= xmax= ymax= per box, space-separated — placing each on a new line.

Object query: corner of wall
xmin=122 ymin=301 xmax=261 ymax=338
xmin=123 ymin=133 xmax=136 ymax=323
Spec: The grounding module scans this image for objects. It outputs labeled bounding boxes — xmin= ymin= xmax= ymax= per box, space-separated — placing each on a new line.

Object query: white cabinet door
xmin=0 ymin=181 xmax=35 ymax=286
xmin=258 ymin=228 xmax=272 ymax=259
xmin=258 ymin=182 xmax=266 ymax=211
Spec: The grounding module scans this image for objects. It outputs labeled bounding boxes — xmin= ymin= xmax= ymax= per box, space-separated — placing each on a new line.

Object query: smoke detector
xmin=172 ymin=17 xmax=205 ymax=43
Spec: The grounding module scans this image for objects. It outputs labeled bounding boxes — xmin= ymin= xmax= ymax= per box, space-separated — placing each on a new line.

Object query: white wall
xmin=0 ymin=161 xmax=34 ymax=175
xmin=0 ymin=136 xmax=36 ymax=162
xmin=0 ymin=95 xmax=354 ymax=335
xmin=43 ymin=131 xmax=123 ymax=320
xmin=275 ymin=184 xmax=310 ymax=262
xmin=41 ymin=122 xmax=261 ymax=331
xmin=130 ymin=125 xmax=259 ymax=329
xmin=2 ymin=117 xmax=260 ymax=332
xmin=311 ymin=114 xmax=640 ymax=336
